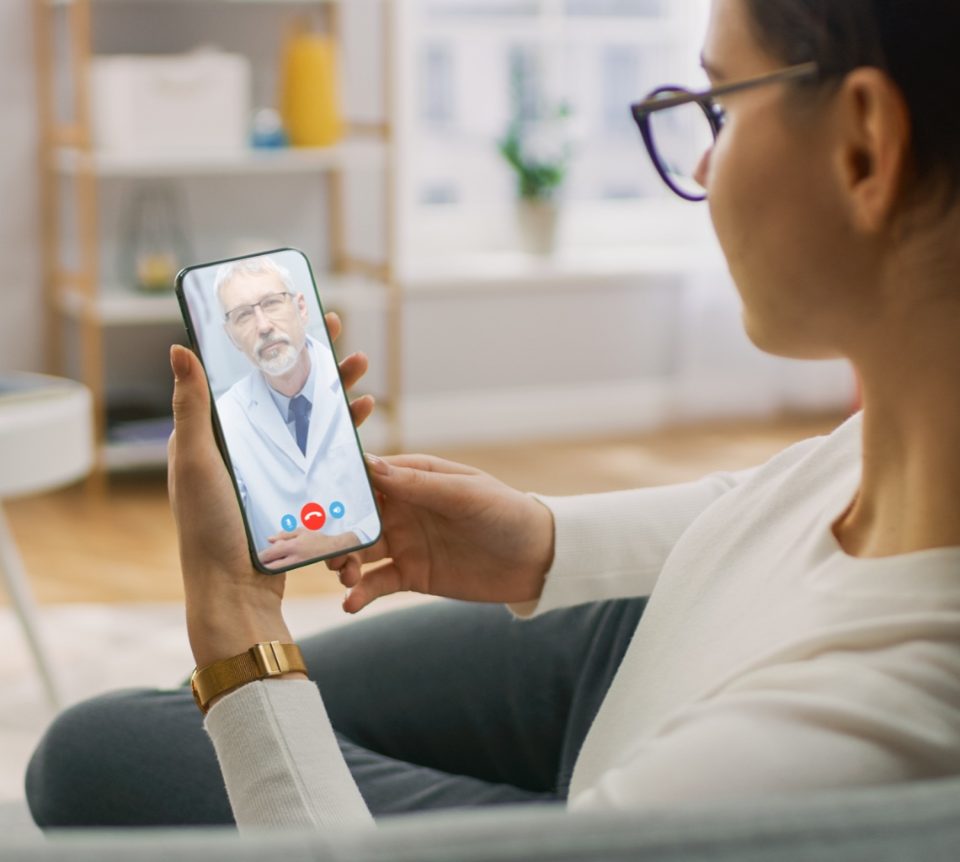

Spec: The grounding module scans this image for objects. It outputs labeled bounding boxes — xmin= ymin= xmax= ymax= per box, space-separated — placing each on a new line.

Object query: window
xmin=397 ymin=0 xmax=710 ymax=260
xmin=602 ymin=46 xmax=641 ymax=138
xmin=420 ymin=42 xmax=457 ymax=128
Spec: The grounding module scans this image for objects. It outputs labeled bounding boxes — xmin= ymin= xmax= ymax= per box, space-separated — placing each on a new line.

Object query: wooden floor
xmin=3 ymin=412 xmax=847 ymax=605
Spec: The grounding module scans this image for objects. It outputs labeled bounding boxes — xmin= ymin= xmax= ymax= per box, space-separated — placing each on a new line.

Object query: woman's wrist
xmin=186 ymin=584 xmax=292 ymax=668
xmin=190 ymin=631 xmax=295 ymax=670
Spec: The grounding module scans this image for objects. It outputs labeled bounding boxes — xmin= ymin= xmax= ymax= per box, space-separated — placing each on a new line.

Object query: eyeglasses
xmin=630 ymin=62 xmax=819 ymax=202
xmin=224 ymin=292 xmax=293 ymax=328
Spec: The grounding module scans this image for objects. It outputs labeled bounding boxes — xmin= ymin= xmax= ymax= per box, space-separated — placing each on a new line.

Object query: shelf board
xmin=417 ymin=17 xmax=691 ymax=44
xmin=59 ymin=275 xmax=386 ymax=326
xmin=101 ymin=438 xmax=169 ymax=472
xmin=51 ymin=1 xmax=345 ymax=7
xmin=60 ymin=287 xmax=179 ymax=325
xmin=52 ymin=138 xmax=386 ymax=179
xmin=100 ymin=389 xmax=390 ymax=473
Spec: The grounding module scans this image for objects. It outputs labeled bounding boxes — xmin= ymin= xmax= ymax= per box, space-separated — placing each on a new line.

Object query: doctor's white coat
xmin=215 ymin=337 xmax=380 ymax=558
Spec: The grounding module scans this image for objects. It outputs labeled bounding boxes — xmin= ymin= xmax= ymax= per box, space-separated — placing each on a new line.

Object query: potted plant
xmin=499 ymin=102 xmax=572 ymax=255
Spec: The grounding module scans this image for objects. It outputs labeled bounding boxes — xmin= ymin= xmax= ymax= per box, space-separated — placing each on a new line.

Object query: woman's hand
xmin=168 ymin=312 xmax=374 ymax=668
xmin=327 ymin=455 xmax=556 ymax=614
xmin=259 ymin=530 xmax=361 ymax=569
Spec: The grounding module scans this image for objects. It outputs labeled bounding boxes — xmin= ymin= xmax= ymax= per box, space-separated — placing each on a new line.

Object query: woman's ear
xmin=831 ymin=67 xmax=911 ymax=233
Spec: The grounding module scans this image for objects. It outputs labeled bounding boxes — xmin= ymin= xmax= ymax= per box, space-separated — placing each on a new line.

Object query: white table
xmin=0 ymin=374 xmax=93 ymax=707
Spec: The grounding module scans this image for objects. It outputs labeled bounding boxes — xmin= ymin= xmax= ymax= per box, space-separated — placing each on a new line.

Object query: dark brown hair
xmin=744 ymin=0 xmax=960 ymax=204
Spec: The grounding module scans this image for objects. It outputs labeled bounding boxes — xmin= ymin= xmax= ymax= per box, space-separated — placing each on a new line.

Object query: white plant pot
xmin=516 ymin=199 xmax=561 ymax=256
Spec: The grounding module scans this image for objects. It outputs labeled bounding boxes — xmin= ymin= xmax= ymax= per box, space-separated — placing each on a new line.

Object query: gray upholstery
xmin=6 ymin=777 xmax=960 ymax=862
xmin=0 ymin=800 xmax=39 ymax=838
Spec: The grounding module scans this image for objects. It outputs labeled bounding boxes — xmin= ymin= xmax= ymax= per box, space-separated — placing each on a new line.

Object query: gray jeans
xmin=25 ymin=597 xmax=647 ymax=828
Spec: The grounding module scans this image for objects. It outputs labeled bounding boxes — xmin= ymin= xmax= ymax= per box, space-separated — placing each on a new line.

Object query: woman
xmin=27 ymin=0 xmax=960 ymax=830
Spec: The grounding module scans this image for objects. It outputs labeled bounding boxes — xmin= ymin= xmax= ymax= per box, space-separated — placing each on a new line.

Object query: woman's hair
xmin=744 ymin=0 xmax=960 ymax=205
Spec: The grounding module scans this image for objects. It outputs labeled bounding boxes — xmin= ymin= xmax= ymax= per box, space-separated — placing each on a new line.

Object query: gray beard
xmin=257 ymin=341 xmax=299 ymax=376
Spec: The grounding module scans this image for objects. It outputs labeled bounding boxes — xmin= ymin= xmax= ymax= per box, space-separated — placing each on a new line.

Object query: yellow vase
xmin=280 ymin=31 xmax=344 ymax=148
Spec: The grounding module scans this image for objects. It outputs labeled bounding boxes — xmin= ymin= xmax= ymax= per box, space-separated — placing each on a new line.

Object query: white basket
xmin=90 ymin=50 xmax=251 ymax=154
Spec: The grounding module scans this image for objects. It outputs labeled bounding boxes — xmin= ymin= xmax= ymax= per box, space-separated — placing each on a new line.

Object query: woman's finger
xmin=325 ymin=311 xmax=342 ymax=343
xmin=343 ymin=560 xmax=408 ymax=614
xmin=363 ymin=454 xmax=481 ymax=508
xmin=327 ymin=532 xmax=389 ymax=570
xmin=367 ymin=453 xmax=483 ymax=477
xmin=350 ymin=395 xmax=375 ymax=428
xmin=327 ymin=550 xmax=354 ymax=572
xmin=336 ymin=558 xmax=363 ymax=589
xmin=339 ymin=352 xmax=369 ymax=391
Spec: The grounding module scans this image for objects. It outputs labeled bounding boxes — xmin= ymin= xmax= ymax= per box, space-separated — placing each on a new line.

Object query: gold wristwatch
xmin=190 ymin=641 xmax=307 ymax=715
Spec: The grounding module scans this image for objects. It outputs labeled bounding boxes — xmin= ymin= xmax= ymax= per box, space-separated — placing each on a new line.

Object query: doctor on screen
xmin=213 ymin=255 xmax=379 ymax=568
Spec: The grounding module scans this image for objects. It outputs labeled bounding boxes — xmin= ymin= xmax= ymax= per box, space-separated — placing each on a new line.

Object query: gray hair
xmin=214 ymin=255 xmax=296 ymax=308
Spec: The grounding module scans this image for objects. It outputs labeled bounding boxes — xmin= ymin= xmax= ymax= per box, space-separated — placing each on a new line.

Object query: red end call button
xmin=300 ymin=502 xmax=327 ymax=531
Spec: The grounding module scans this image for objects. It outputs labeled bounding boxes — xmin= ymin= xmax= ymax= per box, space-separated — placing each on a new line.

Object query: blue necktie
xmin=288 ymin=395 xmax=312 ymax=455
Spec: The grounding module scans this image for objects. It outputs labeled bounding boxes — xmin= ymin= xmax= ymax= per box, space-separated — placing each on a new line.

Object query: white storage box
xmin=91 ymin=50 xmax=251 ymax=154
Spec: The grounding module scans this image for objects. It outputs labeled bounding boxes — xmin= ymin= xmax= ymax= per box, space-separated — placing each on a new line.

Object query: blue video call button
xmin=280 ymin=514 xmax=298 ymax=533
xmin=330 ymin=501 xmax=346 ymax=519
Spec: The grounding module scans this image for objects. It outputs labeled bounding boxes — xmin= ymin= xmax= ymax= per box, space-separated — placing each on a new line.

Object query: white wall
xmin=0 ymin=0 xmax=44 ymax=373
xmin=384 ymin=273 xmax=856 ymax=450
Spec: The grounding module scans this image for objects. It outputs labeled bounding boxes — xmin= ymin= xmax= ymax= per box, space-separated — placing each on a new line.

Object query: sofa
xmin=5 ymin=774 xmax=960 ymax=861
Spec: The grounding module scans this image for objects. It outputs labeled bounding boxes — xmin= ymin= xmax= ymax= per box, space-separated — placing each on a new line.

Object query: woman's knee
xmin=26 ymin=686 xmax=232 ymax=828
xmin=27 ymin=688 xmax=154 ymax=827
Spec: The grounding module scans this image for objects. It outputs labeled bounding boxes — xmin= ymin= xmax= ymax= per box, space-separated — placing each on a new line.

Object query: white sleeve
xmin=508 ymin=467 xmax=758 ymax=619
xmin=569 ymin=648 xmax=960 ymax=811
xmin=204 ymin=679 xmax=374 ymax=833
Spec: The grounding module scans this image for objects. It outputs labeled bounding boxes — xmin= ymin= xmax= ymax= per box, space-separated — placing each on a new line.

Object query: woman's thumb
xmin=170 ymin=345 xmax=210 ymax=440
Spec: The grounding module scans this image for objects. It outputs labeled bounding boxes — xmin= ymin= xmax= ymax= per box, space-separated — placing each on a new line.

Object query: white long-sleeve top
xmin=205 ymin=412 xmax=960 ymax=830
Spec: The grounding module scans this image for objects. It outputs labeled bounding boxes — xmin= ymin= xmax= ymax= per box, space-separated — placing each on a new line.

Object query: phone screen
xmin=176 ymin=248 xmax=381 ymax=574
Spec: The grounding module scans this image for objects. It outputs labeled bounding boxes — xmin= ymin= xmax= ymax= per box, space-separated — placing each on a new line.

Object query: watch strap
xmin=191 ymin=641 xmax=306 ymax=714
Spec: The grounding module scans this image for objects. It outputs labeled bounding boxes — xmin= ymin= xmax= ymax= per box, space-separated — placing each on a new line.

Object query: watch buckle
xmin=250 ymin=641 xmax=290 ymax=676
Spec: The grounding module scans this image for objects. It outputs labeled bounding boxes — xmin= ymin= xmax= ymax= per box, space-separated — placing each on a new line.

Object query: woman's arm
xmin=205 ymin=680 xmax=373 ymax=831
xmin=168 ymin=313 xmax=376 ymax=829
xmin=567 ymin=643 xmax=960 ymax=811
xmin=327 ymin=458 xmax=760 ymax=619
xmin=508 ymin=468 xmax=759 ymax=618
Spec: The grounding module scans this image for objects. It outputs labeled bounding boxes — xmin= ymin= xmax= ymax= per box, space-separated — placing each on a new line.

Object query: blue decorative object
xmin=251 ymin=107 xmax=289 ymax=149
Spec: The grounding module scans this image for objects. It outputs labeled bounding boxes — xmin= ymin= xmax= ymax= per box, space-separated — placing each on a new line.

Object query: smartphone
xmin=175 ymin=247 xmax=382 ymax=574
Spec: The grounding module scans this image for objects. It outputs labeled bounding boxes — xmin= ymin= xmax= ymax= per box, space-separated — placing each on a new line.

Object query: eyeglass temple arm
xmin=632 ymin=62 xmax=819 ymax=116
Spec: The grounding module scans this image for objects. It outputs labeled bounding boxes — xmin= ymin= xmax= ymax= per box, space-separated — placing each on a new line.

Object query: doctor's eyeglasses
xmin=630 ymin=62 xmax=819 ymax=202
xmin=224 ymin=292 xmax=294 ymax=328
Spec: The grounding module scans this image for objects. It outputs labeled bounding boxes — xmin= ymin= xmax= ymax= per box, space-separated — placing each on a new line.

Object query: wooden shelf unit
xmin=33 ymin=0 xmax=403 ymax=475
